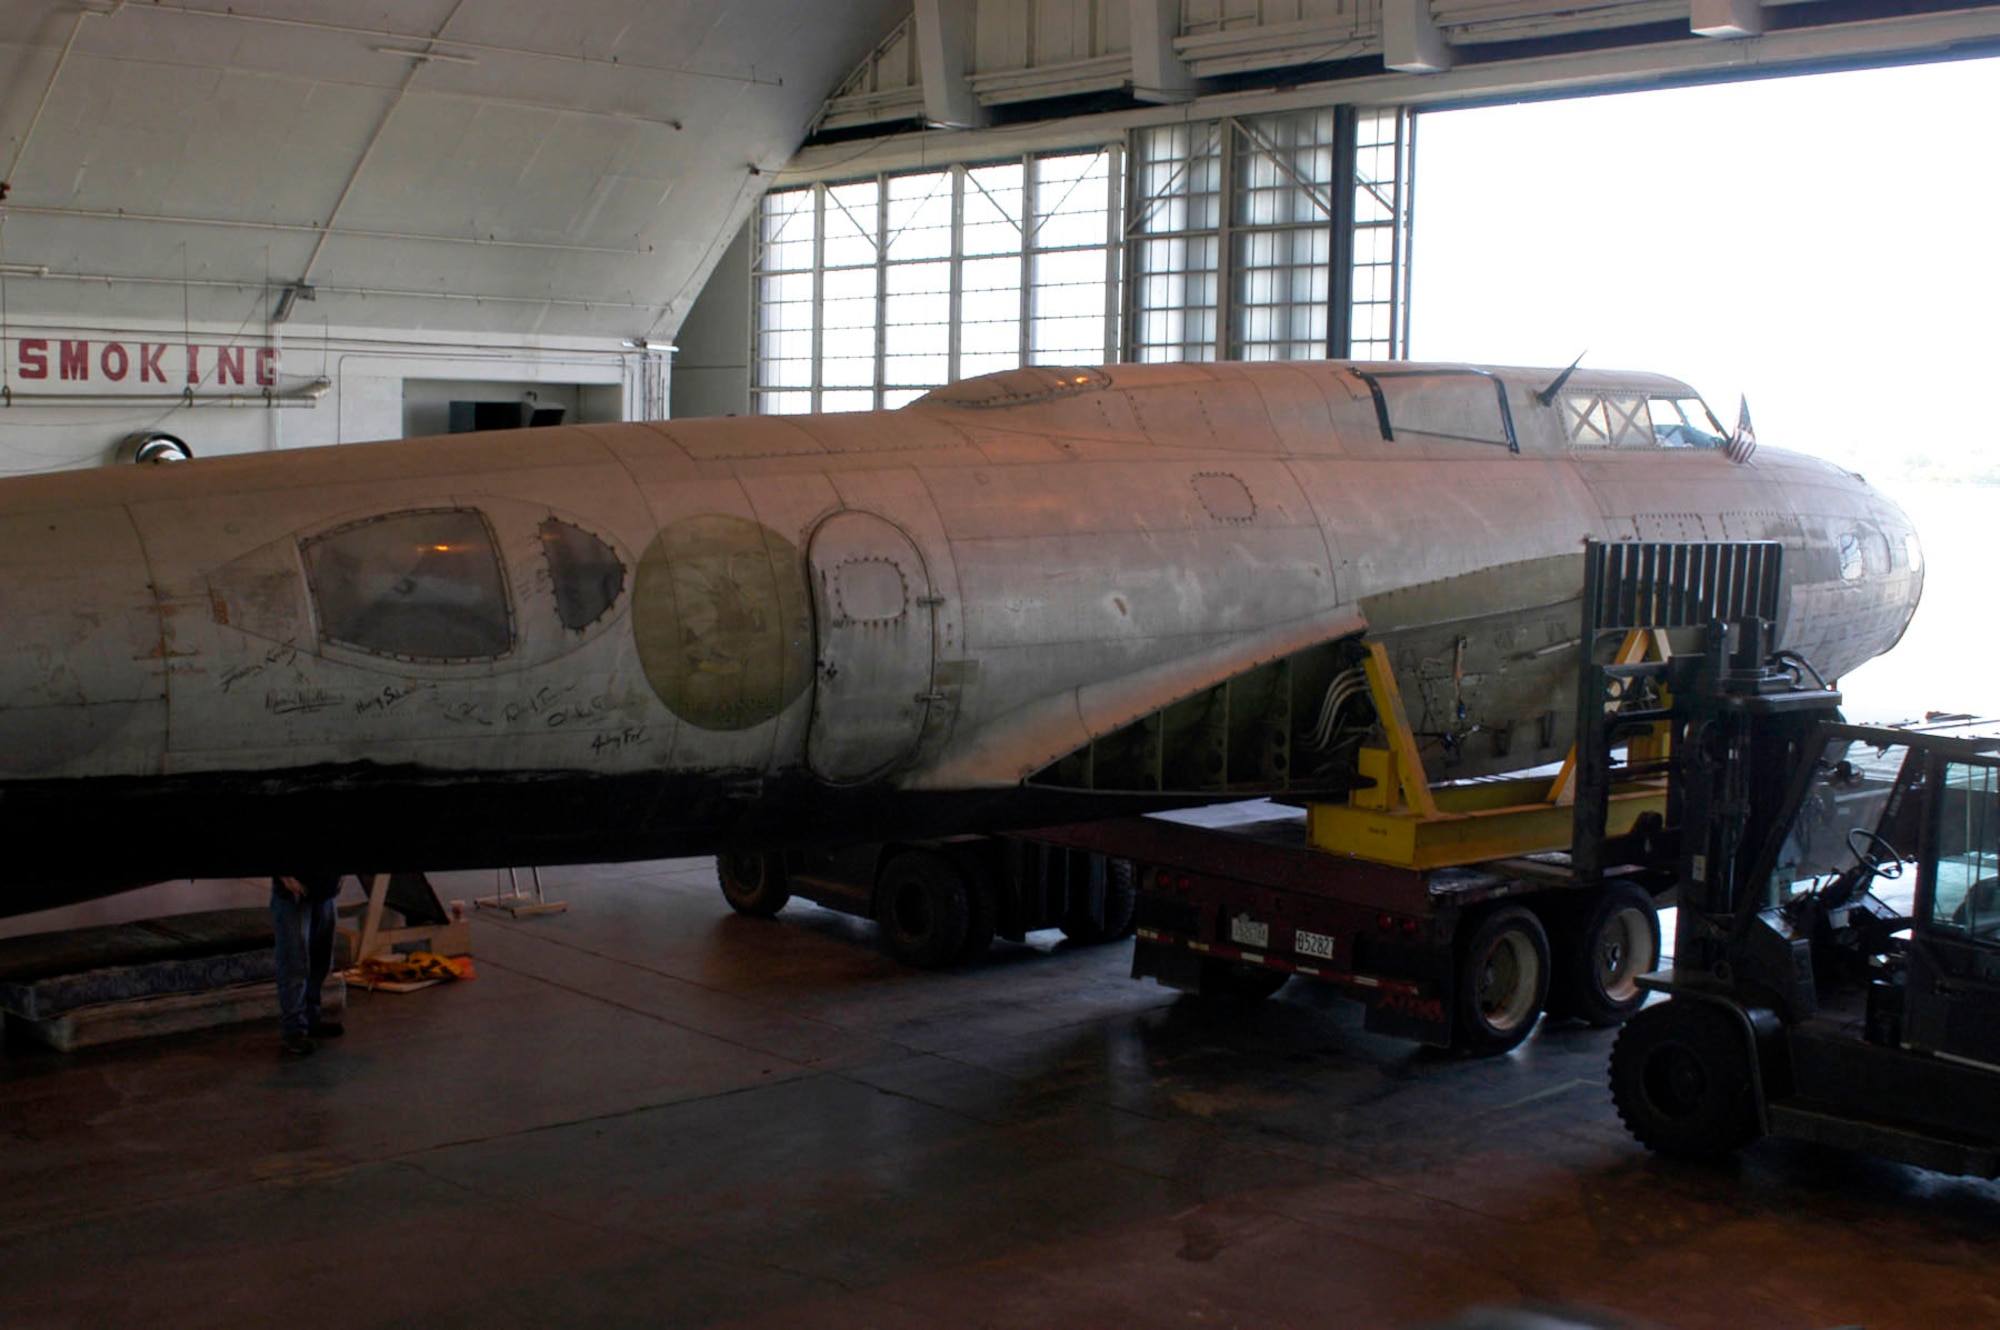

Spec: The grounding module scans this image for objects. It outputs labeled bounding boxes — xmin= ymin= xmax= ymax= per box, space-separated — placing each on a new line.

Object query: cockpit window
xmin=1648 ymin=396 xmax=1727 ymax=448
xmin=1352 ymin=368 xmax=1518 ymax=451
xmin=540 ymin=518 xmax=626 ymax=632
xmin=1562 ymin=392 xmax=1725 ymax=449
xmin=1561 ymin=393 xmax=1651 ymax=447
xmin=1839 ymin=530 xmax=1864 ymax=580
xmin=304 ymin=509 xmax=513 ymax=661
xmin=1837 ymin=525 xmax=1891 ymax=581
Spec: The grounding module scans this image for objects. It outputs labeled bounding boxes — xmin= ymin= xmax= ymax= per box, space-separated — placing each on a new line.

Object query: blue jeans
xmin=272 ymin=882 xmax=337 ymax=1038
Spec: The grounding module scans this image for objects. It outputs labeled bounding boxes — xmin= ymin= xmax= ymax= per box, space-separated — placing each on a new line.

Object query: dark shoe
xmin=280 ymin=1033 xmax=316 ymax=1057
xmin=307 ymin=1020 xmax=344 ymax=1039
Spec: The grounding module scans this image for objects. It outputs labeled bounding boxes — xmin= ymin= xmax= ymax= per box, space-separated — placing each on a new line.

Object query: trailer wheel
xmin=876 ymin=850 xmax=971 ymax=969
xmin=1201 ymin=958 xmax=1290 ymax=1000
xmin=1060 ymin=857 xmax=1138 ymax=944
xmin=717 ymin=851 xmax=790 ymax=917
xmin=1454 ymin=905 xmax=1549 ymax=1056
xmin=1609 ymin=999 xmax=1760 ymax=1160
xmin=1550 ymin=884 xmax=1660 ymax=1027
xmin=958 ymin=869 xmax=997 ymax=962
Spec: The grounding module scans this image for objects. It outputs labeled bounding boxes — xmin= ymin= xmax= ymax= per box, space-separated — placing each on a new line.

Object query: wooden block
xmin=8 ymin=975 xmax=345 ymax=1053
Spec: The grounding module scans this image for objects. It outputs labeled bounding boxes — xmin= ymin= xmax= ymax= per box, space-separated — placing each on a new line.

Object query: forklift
xmin=1597 ymin=562 xmax=2000 ymax=1176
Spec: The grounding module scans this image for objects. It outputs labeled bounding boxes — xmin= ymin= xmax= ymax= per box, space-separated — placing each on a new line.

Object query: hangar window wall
xmin=1128 ymin=107 xmax=1412 ymax=363
xmin=753 ymin=148 xmax=1122 ymax=414
xmin=751 ymin=108 xmax=1412 ymax=413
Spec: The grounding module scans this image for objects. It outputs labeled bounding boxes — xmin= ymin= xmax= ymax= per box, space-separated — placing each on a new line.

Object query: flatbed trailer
xmin=1017 ymin=541 xmax=1791 ymax=1055
xmin=1020 ymin=805 xmax=1659 ymax=1054
xmin=714 ymin=834 xmax=1137 ymax=968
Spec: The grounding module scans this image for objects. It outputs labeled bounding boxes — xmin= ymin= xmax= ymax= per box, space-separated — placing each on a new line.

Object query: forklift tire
xmin=1201 ymin=958 xmax=1291 ymax=1000
xmin=1549 ymin=884 xmax=1660 ymax=1028
xmin=876 ymin=849 xmax=972 ymax=969
xmin=1060 ymin=857 xmax=1138 ymax=945
xmin=1609 ymin=999 xmax=1760 ymax=1160
xmin=1454 ymin=905 xmax=1550 ymax=1056
xmin=717 ymin=851 xmax=790 ymax=918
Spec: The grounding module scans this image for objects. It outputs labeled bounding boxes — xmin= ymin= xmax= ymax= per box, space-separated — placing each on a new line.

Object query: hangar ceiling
xmin=790 ymin=0 xmax=2000 ymax=176
xmin=0 ymin=0 xmax=909 ymax=341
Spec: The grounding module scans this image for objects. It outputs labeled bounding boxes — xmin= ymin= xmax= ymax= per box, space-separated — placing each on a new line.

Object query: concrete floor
xmin=4 ymin=859 xmax=1999 ymax=1330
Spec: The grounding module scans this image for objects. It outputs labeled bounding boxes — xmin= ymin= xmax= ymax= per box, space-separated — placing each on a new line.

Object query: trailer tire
xmin=958 ymin=870 xmax=997 ymax=962
xmin=1060 ymin=857 xmax=1138 ymax=944
xmin=1201 ymin=958 xmax=1291 ymax=1000
xmin=1454 ymin=905 xmax=1549 ymax=1056
xmin=876 ymin=850 xmax=971 ymax=969
xmin=1550 ymin=884 xmax=1660 ymax=1027
xmin=717 ymin=851 xmax=790 ymax=917
xmin=1609 ymin=999 xmax=1760 ymax=1160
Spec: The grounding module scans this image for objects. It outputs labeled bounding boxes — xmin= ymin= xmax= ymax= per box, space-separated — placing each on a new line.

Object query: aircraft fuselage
xmin=0 ymin=361 xmax=1920 ymax=914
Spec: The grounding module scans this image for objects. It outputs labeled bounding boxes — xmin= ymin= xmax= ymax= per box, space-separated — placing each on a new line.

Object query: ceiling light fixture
xmin=372 ymin=45 xmax=479 ymax=65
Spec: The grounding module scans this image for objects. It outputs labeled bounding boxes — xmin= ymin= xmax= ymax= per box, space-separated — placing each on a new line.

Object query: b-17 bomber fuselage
xmin=0 ymin=361 xmax=1920 ymax=915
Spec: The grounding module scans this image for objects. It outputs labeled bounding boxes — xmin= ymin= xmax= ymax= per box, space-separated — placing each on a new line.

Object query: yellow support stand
xmin=1307 ymin=636 xmax=1670 ymax=870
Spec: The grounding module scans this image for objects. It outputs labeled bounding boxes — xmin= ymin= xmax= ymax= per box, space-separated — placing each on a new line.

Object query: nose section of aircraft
xmin=1870 ymin=484 xmax=1923 ymax=652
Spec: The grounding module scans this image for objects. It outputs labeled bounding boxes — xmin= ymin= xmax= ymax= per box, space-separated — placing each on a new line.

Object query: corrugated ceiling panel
xmin=0 ymin=0 xmax=909 ymax=339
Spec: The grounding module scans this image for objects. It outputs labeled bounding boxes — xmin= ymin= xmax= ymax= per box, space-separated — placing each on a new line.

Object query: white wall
xmin=669 ymin=225 xmax=752 ymax=421
xmin=0 ymin=317 xmax=666 ymax=478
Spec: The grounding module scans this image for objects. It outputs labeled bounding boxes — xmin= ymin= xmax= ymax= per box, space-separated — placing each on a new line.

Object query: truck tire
xmin=1201 ymin=958 xmax=1290 ymax=1000
xmin=876 ymin=849 xmax=971 ymax=969
xmin=958 ymin=868 xmax=997 ymax=962
xmin=1060 ymin=857 xmax=1138 ymax=944
xmin=717 ymin=851 xmax=790 ymax=917
xmin=1549 ymin=883 xmax=1660 ymax=1027
xmin=1454 ymin=905 xmax=1549 ymax=1056
xmin=1609 ymin=999 xmax=1761 ymax=1160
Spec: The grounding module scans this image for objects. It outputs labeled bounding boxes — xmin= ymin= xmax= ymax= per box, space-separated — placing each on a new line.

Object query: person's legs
xmin=304 ymin=895 xmax=339 ymax=1034
xmin=270 ymin=882 xmax=311 ymax=1045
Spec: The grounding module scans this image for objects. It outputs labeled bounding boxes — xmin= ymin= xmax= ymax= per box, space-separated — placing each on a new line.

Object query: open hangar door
xmin=1408 ymin=55 xmax=2000 ymax=723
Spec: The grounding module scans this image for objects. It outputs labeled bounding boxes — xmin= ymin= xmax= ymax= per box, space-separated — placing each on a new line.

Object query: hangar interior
xmin=2 ymin=1 xmax=1999 ymax=1326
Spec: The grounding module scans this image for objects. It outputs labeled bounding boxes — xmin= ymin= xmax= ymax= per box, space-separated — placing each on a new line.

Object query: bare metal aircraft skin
xmin=0 ymin=361 xmax=1919 ymax=914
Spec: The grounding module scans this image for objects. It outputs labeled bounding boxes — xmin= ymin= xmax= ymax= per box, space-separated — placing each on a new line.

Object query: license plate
xmin=1294 ymin=929 xmax=1335 ymax=960
xmin=1229 ymin=915 xmax=1270 ymax=949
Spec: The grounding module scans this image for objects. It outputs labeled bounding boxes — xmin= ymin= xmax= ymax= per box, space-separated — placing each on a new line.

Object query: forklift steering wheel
xmin=1848 ymin=827 xmax=1905 ymax=880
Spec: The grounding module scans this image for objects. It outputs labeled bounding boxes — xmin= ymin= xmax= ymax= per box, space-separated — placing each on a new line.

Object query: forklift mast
xmin=1571 ymin=540 xmax=1841 ymax=1017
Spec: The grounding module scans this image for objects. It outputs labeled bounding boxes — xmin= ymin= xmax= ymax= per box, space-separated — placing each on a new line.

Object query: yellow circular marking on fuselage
xmin=632 ymin=514 xmax=812 ymax=731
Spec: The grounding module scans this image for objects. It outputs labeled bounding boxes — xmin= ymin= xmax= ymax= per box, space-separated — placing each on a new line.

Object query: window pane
xmin=820 ymin=390 xmax=875 ymax=412
xmin=756 ymin=391 xmax=812 ymax=415
xmin=1232 ymin=226 xmax=1329 ymax=360
xmin=1033 ymin=151 xmax=1111 ymax=251
xmin=1935 ymin=762 xmax=2000 ymax=939
xmin=884 ymin=354 xmax=948 ymax=387
xmin=823 ymin=356 xmax=875 ymax=388
xmin=887 ymin=171 xmax=953 ymax=262
xmin=1235 ymin=110 xmax=1340 ymax=228
xmin=540 ymin=518 xmax=626 ymax=632
xmin=823 ymin=181 xmax=879 ymax=267
xmin=960 ymin=351 xmax=1022 ymax=376
xmin=1370 ymin=372 xmax=1511 ymax=447
xmin=306 ymin=510 xmax=511 ymax=660
xmin=759 ymin=189 xmax=816 ymax=272
xmin=1134 ymin=123 xmax=1223 ymax=235
xmin=964 ymin=162 xmax=1024 ymax=255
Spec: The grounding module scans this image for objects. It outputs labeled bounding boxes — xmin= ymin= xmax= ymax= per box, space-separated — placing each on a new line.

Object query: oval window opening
xmin=1838 ymin=530 xmax=1864 ymax=582
xmin=833 ymin=558 xmax=907 ymax=623
xmin=305 ymin=509 xmax=513 ymax=661
xmin=541 ymin=518 xmax=627 ymax=632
